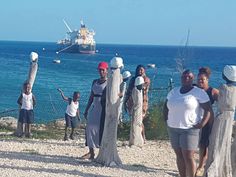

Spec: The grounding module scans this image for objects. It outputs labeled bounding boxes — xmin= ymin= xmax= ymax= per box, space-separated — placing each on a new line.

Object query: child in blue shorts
xmin=58 ymin=88 xmax=80 ymax=141
xmin=17 ymin=82 xmax=36 ymax=138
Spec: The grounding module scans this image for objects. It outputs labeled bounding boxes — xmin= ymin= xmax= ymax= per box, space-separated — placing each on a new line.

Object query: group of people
xmin=164 ymin=65 xmax=236 ymax=177
xmin=16 ymin=53 xmax=236 ymax=176
xmin=16 ymin=57 xmax=151 ymax=161
xmin=81 ymin=61 xmax=151 ymax=159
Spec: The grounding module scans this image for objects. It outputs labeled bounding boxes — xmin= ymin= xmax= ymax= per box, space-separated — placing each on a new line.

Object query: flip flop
xmin=195 ymin=167 xmax=204 ymax=177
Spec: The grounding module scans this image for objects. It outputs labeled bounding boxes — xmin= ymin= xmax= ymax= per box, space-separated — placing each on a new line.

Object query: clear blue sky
xmin=0 ymin=0 xmax=236 ymax=47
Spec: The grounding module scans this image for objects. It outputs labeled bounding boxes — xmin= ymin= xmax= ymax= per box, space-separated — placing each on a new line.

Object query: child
xmin=17 ymin=82 xmax=36 ymax=138
xmin=58 ymin=88 xmax=80 ymax=141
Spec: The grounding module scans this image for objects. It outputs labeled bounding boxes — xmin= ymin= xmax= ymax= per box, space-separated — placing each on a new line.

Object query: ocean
xmin=0 ymin=41 xmax=235 ymax=123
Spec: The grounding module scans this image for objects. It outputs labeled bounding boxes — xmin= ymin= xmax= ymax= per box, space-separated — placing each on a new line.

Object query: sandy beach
xmin=0 ymin=135 xmax=178 ymax=177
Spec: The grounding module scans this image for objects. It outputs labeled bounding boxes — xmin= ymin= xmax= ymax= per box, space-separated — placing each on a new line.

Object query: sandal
xmin=81 ymin=152 xmax=91 ymax=159
xmin=81 ymin=152 xmax=94 ymax=160
xmin=195 ymin=167 xmax=204 ymax=177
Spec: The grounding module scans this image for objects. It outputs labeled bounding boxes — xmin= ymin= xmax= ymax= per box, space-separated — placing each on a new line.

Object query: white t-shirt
xmin=167 ymin=86 xmax=210 ymax=129
xmin=66 ymin=99 xmax=79 ymax=117
xmin=21 ymin=93 xmax=33 ymax=110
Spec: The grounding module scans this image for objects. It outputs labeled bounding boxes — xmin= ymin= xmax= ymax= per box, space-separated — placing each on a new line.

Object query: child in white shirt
xmin=17 ymin=82 xmax=36 ymax=138
xmin=58 ymin=88 xmax=80 ymax=141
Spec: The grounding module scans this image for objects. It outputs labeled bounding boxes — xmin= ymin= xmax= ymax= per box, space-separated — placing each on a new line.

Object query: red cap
xmin=98 ymin=62 xmax=108 ymax=69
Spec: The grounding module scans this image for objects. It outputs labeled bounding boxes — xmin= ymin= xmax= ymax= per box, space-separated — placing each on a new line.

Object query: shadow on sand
xmin=0 ymin=150 xmax=179 ymax=176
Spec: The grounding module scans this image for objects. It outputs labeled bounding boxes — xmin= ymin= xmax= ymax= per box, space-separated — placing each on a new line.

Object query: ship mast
xmin=63 ymin=19 xmax=72 ymax=33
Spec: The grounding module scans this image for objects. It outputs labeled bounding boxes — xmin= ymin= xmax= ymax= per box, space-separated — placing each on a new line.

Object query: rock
xmin=0 ymin=117 xmax=17 ymax=129
xmin=48 ymin=118 xmax=65 ymax=129
xmin=32 ymin=124 xmax=47 ymax=131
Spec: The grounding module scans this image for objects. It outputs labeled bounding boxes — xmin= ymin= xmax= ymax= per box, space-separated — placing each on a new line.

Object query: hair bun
xmin=198 ymin=67 xmax=211 ymax=78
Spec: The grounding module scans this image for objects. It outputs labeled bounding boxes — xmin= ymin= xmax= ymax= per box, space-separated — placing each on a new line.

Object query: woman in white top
xmin=163 ymin=69 xmax=213 ymax=177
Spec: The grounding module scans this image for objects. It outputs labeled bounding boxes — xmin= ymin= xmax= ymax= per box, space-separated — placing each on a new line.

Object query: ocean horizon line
xmin=1 ymin=39 xmax=236 ymax=49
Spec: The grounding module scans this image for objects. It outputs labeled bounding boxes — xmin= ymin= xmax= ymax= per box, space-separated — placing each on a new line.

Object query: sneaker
xmin=25 ymin=133 xmax=33 ymax=138
xmin=16 ymin=133 xmax=23 ymax=138
xmin=64 ymin=135 xmax=68 ymax=141
xmin=69 ymin=134 xmax=74 ymax=140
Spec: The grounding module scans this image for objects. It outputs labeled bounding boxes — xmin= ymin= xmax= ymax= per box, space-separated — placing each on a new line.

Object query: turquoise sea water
xmin=0 ymin=41 xmax=235 ymax=123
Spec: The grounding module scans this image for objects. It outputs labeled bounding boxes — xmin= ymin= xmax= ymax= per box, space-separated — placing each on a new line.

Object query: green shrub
xmin=144 ymin=102 xmax=169 ymax=140
xmin=117 ymin=121 xmax=130 ymax=141
xmin=117 ymin=102 xmax=169 ymax=141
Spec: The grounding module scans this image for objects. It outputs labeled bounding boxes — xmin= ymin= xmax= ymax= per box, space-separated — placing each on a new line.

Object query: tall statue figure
xmin=129 ymin=76 xmax=145 ymax=147
xmin=206 ymin=65 xmax=236 ymax=177
xmin=96 ymin=57 xmax=123 ymax=166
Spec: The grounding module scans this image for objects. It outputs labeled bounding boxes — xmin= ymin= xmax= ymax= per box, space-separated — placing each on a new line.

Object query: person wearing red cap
xmin=82 ymin=61 xmax=108 ymax=159
xmin=97 ymin=62 xmax=108 ymax=70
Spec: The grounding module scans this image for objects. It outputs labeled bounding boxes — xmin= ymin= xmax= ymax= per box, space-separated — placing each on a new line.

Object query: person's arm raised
xmin=57 ymin=88 xmax=69 ymax=102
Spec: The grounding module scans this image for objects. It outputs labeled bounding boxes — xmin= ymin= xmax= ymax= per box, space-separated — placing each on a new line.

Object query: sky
xmin=0 ymin=0 xmax=236 ymax=47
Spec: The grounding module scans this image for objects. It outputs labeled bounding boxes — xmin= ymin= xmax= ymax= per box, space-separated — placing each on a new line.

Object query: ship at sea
xmin=57 ymin=20 xmax=96 ymax=54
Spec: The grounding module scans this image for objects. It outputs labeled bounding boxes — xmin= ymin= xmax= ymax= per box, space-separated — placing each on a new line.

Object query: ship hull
xmin=58 ymin=44 xmax=96 ymax=54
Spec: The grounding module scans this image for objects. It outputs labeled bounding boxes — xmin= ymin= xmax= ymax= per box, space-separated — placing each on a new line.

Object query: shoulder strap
xmin=206 ymin=87 xmax=214 ymax=104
